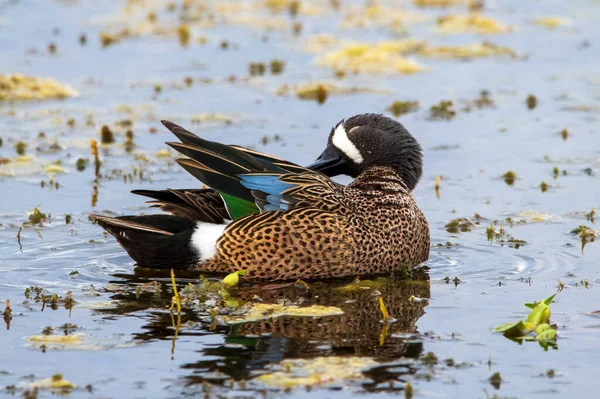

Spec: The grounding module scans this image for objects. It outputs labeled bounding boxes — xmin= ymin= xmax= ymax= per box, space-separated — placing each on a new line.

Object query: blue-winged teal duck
xmin=90 ymin=113 xmax=430 ymax=281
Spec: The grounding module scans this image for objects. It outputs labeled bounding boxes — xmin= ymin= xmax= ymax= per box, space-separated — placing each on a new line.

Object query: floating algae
xmin=437 ymin=14 xmax=510 ymax=34
xmin=277 ymin=82 xmax=388 ymax=103
xmin=316 ymin=41 xmax=426 ymax=75
xmin=222 ymin=303 xmax=343 ymax=324
xmin=419 ymin=42 xmax=516 ymax=59
xmin=0 ymin=74 xmax=77 ymax=101
xmin=534 ymin=17 xmax=572 ymax=29
xmin=387 ymin=101 xmax=419 ymax=117
xmin=29 ymin=374 xmax=76 ymax=391
xmin=255 ymin=357 xmax=377 ymax=389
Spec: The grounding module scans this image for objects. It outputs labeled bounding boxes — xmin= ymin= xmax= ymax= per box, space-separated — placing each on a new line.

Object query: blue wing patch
xmin=239 ymin=173 xmax=294 ymax=212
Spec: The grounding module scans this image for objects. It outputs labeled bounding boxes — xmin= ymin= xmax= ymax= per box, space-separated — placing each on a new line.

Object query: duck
xmin=89 ymin=113 xmax=430 ymax=281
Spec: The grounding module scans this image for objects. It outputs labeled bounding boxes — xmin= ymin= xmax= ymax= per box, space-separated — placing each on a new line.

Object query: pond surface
xmin=1 ymin=0 xmax=600 ymax=398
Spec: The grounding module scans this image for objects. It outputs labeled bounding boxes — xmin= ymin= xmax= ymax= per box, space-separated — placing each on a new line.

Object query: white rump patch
xmin=332 ymin=123 xmax=364 ymax=164
xmin=190 ymin=222 xmax=228 ymax=261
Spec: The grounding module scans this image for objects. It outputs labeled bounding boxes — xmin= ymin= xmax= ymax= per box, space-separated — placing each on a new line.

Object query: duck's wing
xmin=131 ymin=188 xmax=230 ymax=223
xmin=162 ymin=120 xmax=306 ymax=220
xmin=238 ymin=171 xmax=345 ymax=212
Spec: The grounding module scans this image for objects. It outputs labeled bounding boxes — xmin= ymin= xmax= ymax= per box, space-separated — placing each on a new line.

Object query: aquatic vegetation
xmin=560 ymin=128 xmax=569 ymax=141
xmin=222 ymin=270 xmax=246 ymax=287
xmin=249 ymin=62 xmax=267 ymax=76
xmin=526 ymin=94 xmax=538 ymax=110
xmin=27 ymin=207 xmax=47 ymax=224
xmin=223 ymin=303 xmax=344 ymax=324
xmin=489 ymin=372 xmax=502 ymax=389
xmin=100 ymin=125 xmax=115 ymax=144
xmin=413 ymin=0 xmax=465 ymax=7
xmin=316 ymin=41 xmax=426 ymax=75
xmin=387 ymin=101 xmax=419 ymax=117
xmin=277 ymin=82 xmax=386 ymax=104
xmin=436 ymin=14 xmax=510 ymax=34
xmin=428 ymin=100 xmax=456 ymax=120
xmin=270 ymin=59 xmax=286 ymax=74
xmin=341 ymin=4 xmax=425 ymax=32
xmin=254 ymin=356 xmax=377 ymax=389
xmin=419 ymin=42 xmax=516 ymax=59
xmin=177 ymin=24 xmax=190 ymax=46
xmin=190 ymin=113 xmax=233 ymax=125
xmin=0 ymin=74 xmax=77 ymax=101
xmin=494 ymin=294 xmax=558 ymax=349
xmin=570 ymin=225 xmax=597 ymax=252
xmin=534 ymin=17 xmax=572 ymax=29
xmin=540 ymin=181 xmax=549 ymax=193
xmin=502 ymin=170 xmax=517 ymax=185
xmin=29 ymin=374 xmax=76 ymax=391
xmin=445 ymin=218 xmax=475 ymax=233
xmin=462 ymin=90 xmax=495 ymax=111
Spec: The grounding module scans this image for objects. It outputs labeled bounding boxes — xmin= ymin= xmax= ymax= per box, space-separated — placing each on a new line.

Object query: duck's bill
xmin=306 ymin=145 xmax=346 ymax=177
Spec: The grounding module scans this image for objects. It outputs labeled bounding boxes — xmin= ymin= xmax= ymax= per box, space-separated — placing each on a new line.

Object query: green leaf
xmin=536 ymin=328 xmax=556 ymax=341
xmin=220 ymin=193 xmax=259 ymax=220
xmin=494 ymin=321 xmax=536 ymax=337
xmin=525 ymin=293 xmax=556 ymax=309
xmin=535 ymin=323 xmax=550 ymax=335
xmin=222 ymin=270 xmax=247 ymax=287
xmin=526 ymin=303 xmax=549 ymax=325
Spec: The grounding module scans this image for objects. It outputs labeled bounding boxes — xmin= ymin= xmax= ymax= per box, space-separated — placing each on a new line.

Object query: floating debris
xmin=270 ymin=59 xmax=286 ymax=74
xmin=502 ymin=170 xmax=517 ymax=185
xmin=413 ymin=0 xmax=465 ymax=6
xmin=99 ymin=32 xmax=120 ymax=48
xmin=177 ymin=24 xmax=191 ymax=46
xmin=100 ymin=125 xmax=115 ymax=144
xmin=277 ymin=82 xmax=384 ymax=104
xmin=26 ymin=333 xmax=84 ymax=347
xmin=316 ymin=41 xmax=426 ymax=75
xmin=222 ymin=270 xmax=246 ymax=288
xmin=526 ymin=94 xmax=538 ymax=110
xmin=29 ymin=374 xmax=76 ymax=391
xmin=28 ymin=206 xmax=47 ymax=224
xmin=489 ymin=372 xmax=502 ymax=389
xmin=254 ymin=357 xmax=377 ymax=389
xmin=445 ymin=218 xmax=475 ymax=233
xmin=0 ymin=74 xmax=77 ymax=101
xmin=387 ymin=101 xmax=419 ymax=117
xmin=534 ymin=17 xmax=572 ymax=29
xmin=437 ymin=14 xmax=510 ymax=34
xmin=540 ymin=181 xmax=549 ymax=193
xmin=249 ymin=62 xmax=267 ymax=76
xmin=15 ymin=141 xmax=27 ymax=156
xmin=560 ymin=129 xmax=569 ymax=141
xmin=428 ymin=100 xmax=456 ymax=120
xmin=419 ymin=42 xmax=516 ymax=59
xmin=222 ymin=303 xmax=343 ymax=324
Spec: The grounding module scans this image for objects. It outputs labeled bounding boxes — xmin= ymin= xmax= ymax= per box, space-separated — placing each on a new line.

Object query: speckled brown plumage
xmin=196 ymin=166 xmax=430 ymax=280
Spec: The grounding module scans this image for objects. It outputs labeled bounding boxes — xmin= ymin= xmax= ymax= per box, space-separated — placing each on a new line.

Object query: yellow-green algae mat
xmin=0 ymin=74 xmax=77 ymax=101
xmin=255 ymin=357 xmax=378 ymax=389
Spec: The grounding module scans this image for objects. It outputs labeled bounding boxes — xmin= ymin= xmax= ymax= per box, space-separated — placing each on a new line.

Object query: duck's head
xmin=308 ymin=113 xmax=424 ymax=191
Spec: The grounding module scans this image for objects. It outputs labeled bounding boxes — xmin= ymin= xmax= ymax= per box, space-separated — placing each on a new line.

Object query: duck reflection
xmin=96 ymin=267 xmax=430 ymax=388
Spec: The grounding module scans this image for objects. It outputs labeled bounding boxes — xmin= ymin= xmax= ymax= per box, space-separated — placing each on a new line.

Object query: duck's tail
xmin=89 ymin=214 xmax=201 ymax=270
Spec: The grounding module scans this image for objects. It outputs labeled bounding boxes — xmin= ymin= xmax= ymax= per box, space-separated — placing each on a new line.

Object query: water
xmin=1 ymin=0 xmax=600 ymax=397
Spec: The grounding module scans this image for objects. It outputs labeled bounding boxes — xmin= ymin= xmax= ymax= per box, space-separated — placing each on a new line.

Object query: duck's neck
xmin=348 ymin=166 xmax=410 ymax=194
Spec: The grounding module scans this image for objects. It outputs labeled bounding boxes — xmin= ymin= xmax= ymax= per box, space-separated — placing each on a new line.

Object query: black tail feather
xmin=89 ymin=214 xmax=199 ymax=270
